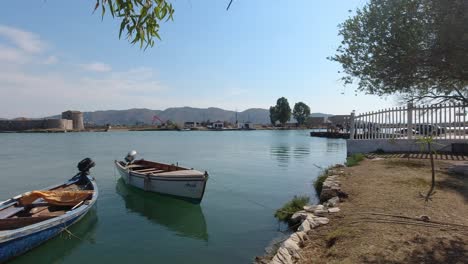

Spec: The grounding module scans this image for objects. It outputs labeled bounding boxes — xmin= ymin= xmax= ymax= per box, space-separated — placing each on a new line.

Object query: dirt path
xmin=300 ymin=158 xmax=468 ymax=264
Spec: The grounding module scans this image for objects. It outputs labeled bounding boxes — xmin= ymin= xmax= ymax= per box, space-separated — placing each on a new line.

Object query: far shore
xmin=0 ymin=125 xmax=318 ymax=133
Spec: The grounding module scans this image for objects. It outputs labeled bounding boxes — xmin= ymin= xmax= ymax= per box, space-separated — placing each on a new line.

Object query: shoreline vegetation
xmin=257 ymin=155 xmax=468 ymax=264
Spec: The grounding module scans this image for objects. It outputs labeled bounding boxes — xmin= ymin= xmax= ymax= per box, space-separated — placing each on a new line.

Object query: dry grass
xmin=299 ymin=158 xmax=468 ymax=264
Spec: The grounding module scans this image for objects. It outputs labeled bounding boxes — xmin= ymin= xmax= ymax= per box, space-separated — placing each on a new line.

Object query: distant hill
xmin=310 ymin=112 xmax=334 ymax=118
xmin=45 ymin=107 xmax=334 ymax=125
xmin=47 ymin=107 xmax=270 ymax=125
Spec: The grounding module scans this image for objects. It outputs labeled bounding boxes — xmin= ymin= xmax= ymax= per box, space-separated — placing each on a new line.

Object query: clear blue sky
xmin=0 ymin=0 xmax=395 ymax=118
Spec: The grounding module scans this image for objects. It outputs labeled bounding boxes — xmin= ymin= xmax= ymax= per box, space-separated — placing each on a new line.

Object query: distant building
xmin=184 ymin=121 xmax=200 ymax=129
xmin=306 ymin=117 xmax=326 ymax=128
xmin=0 ymin=119 xmax=72 ymax=131
xmin=325 ymin=115 xmax=351 ymax=131
xmin=212 ymin=121 xmax=224 ymax=129
xmin=62 ymin=110 xmax=84 ymax=130
xmin=0 ymin=110 xmax=85 ymax=132
xmin=237 ymin=122 xmax=252 ymax=129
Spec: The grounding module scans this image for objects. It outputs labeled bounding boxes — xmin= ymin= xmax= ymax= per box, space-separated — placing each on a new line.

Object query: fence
xmin=349 ymin=102 xmax=467 ymax=140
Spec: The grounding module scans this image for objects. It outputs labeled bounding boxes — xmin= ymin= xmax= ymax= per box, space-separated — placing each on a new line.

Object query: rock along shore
xmin=255 ymin=165 xmax=347 ymax=264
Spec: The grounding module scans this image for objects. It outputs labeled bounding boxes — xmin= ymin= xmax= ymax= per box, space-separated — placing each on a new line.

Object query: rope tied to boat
xmin=60 ymin=225 xmax=96 ymax=244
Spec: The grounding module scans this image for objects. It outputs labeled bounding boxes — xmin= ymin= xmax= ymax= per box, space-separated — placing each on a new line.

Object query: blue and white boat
xmin=0 ymin=158 xmax=98 ymax=263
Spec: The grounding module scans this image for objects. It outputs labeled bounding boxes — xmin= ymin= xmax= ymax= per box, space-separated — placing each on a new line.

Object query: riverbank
xmin=260 ymin=156 xmax=468 ymax=263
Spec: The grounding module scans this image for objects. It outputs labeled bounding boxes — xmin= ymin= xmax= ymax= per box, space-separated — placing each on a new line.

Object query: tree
xmin=95 ymin=0 xmax=233 ymax=49
xmin=271 ymin=97 xmax=291 ymax=126
xmin=269 ymin=106 xmax=278 ymax=125
xmin=293 ymin=102 xmax=311 ymax=126
xmin=95 ymin=0 xmax=174 ymax=49
xmin=330 ymin=0 xmax=468 ymax=104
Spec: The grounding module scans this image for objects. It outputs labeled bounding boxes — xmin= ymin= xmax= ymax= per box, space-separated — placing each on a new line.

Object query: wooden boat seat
xmin=0 ymin=206 xmax=24 ymax=219
xmin=133 ymin=168 xmax=157 ymax=172
xmin=0 ymin=216 xmax=55 ymax=231
xmin=127 ymin=164 xmax=146 ymax=169
xmin=147 ymin=170 xmax=164 ymax=174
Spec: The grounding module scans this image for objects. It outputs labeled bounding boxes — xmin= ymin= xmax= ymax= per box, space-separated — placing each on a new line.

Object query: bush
xmin=274 ymin=195 xmax=309 ymax=222
xmin=345 ymin=153 xmax=365 ymax=167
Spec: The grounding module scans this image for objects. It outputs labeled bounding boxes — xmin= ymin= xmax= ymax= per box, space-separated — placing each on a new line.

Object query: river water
xmin=1 ymin=130 xmax=346 ymax=263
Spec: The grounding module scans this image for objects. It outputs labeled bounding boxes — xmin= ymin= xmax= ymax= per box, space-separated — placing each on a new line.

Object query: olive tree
xmin=330 ymin=0 xmax=468 ymax=104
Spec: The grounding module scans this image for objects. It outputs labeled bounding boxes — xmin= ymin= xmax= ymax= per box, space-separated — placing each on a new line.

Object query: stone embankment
xmin=256 ymin=166 xmax=346 ymax=264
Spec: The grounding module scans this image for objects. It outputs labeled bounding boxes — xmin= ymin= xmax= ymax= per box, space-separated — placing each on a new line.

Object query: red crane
xmin=152 ymin=115 xmax=164 ymax=125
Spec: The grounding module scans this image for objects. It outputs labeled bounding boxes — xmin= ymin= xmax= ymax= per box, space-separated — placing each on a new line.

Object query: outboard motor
xmin=74 ymin=158 xmax=95 ymax=185
xmin=125 ymin=150 xmax=138 ymax=164
xmin=78 ymin=158 xmax=95 ymax=175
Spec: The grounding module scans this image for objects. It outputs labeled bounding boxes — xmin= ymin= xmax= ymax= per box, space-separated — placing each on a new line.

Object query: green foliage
xmin=95 ymin=0 xmax=175 ymax=49
xmin=330 ymin=0 xmax=468 ymax=104
xmin=313 ymin=170 xmax=328 ymax=195
xmin=270 ymin=97 xmax=291 ymax=126
xmin=345 ymin=153 xmax=365 ymax=167
xmin=269 ymin=106 xmax=277 ymax=125
xmin=292 ymin=102 xmax=311 ymax=126
xmin=274 ymin=195 xmax=309 ymax=222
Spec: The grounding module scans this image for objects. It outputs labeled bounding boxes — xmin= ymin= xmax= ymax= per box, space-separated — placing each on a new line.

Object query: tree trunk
xmin=425 ymin=141 xmax=436 ymax=201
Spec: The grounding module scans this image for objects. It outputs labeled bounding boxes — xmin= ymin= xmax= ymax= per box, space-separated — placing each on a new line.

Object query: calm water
xmin=1 ymin=130 xmax=346 ymax=263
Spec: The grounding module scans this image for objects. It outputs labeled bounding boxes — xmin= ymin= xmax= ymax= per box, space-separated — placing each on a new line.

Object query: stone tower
xmin=62 ymin=110 xmax=84 ymax=131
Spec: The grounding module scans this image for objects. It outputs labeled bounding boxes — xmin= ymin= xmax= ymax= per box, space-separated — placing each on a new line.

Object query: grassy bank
xmin=274 ymin=195 xmax=309 ymax=223
xmin=299 ymin=158 xmax=468 ymax=263
xmin=345 ymin=153 xmax=365 ymax=167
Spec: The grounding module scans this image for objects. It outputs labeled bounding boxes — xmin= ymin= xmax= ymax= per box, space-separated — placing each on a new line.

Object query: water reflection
xmin=12 ymin=208 xmax=98 ymax=264
xmin=326 ymin=140 xmax=345 ymax=152
xmin=292 ymin=146 xmax=310 ymax=159
xmin=270 ymin=145 xmax=311 ymax=167
xmin=270 ymin=145 xmax=291 ymax=167
xmin=115 ymin=179 xmax=208 ymax=241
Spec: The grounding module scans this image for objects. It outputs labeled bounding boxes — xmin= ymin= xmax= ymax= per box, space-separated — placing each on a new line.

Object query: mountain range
xmin=8 ymin=107 xmax=333 ymax=126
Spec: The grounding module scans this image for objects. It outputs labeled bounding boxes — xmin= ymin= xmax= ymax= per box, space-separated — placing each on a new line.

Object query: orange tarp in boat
xmin=20 ymin=191 xmax=93 ymax=206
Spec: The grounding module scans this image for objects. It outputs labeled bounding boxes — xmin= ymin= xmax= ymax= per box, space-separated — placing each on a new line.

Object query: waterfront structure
xmin=212 ymin=121 xmax=224 ymax=129
xmin=237 ymin=122 xmax=252 ymax=129
xmin=184 ymin=121 xmax=200 ymax=129
xmin=62 ymin=111 xmax=84 ymax=131
xmin=0 ymin=110 xmax=85 ymax=132
xmin=0 ymin=119 xmax=73 ymax=132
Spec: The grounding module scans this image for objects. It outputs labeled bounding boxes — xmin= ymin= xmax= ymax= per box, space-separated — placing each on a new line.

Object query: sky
xmin=0 ymin=0 xmax=396 ymax=118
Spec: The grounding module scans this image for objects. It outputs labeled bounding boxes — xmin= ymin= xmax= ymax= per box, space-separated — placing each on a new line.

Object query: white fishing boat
xmin=114 ymin=151 xmax=208 ymax=203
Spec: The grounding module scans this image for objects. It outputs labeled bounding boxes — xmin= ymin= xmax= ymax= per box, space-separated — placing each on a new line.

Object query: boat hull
xmin=0 ymin=176 xmax=98 ymax=263
xmin=115 ymin=162 xmax=207 ymax=203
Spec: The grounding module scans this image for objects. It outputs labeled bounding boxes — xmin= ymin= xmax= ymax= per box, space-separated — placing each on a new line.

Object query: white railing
xmin=350 ymin=103 xmax=468 ymax=140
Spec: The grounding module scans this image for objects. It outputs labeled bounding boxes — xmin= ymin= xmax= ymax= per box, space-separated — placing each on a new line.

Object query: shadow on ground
xmin=438 ymin=171 xmax=468 ymax=202
xmin=361 ymin=236 xmax=467 ymax=264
